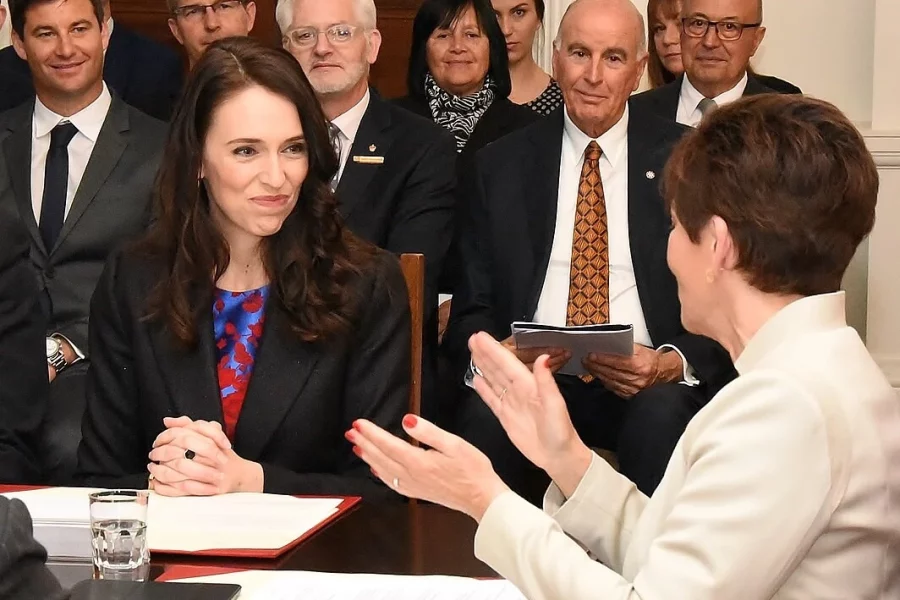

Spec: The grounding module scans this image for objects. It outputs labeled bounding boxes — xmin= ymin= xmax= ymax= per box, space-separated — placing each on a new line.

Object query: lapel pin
xmin=353 ymin=155 xmax=384 ymax=164
xmin=369 ymin=144 xmax=377 ymax=152
xmin=646 ymin=170 xmax=656 ymax=180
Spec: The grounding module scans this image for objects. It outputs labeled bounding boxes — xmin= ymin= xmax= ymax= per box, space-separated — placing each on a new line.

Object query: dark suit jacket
xmin=393 ymin=94 xmax=537 ymax=294
xmin=0 ymin=94 xmax=166 ymax=353
xmin=76 ymin=248 xmax=410 ymax=499
xmin=754 ymin=74 xmax=801 ymax=95
xmin=0 ymin=209 xmax=49 ymax=484
xmin=0 ymin=23 xmax=183 ymax=120
xmin=443 ymin=106 xmax=734 ymax=392
xmin=629 ymin=73 xmax=778 ymax=121
xmin=337 ymin=90 xmax=456 ymax=326
xmin=0 ymin=498 xmax=65 ymax=600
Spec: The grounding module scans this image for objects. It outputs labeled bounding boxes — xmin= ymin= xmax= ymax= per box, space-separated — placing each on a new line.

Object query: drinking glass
xmin=88 ymin=490 xmax=150 ymax=581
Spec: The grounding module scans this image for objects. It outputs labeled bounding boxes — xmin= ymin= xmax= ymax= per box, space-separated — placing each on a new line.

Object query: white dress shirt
xmin=330 ymin=89 xmax=371 ymax=184
xmin=534 ymin=106 xmax=652 ymax=347
xmin=475 ymin=292 xmax=900 ymax=599
xmin=30 ymin=84 xmax=112 ymax=224
xmin=676 ymin=72 xmax=748 ymax=127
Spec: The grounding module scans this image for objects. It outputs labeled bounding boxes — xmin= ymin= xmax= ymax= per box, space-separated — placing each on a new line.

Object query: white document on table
xmin=170 ymin=570 xmax=527 ymax=600
xmin=1 ymin=488 xmax=343 ymax=555
xmin=511 ymin=321 xmax=634 ymax=377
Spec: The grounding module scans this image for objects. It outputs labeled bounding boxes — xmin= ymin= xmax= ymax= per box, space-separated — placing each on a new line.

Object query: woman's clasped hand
xmin=147 ymin=416 xmax=263 ymax=496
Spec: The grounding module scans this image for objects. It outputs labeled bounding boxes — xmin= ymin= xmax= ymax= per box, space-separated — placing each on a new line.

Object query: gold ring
xmin=499 ymin=387 xmax=508 ymax=401
xmin=392 ymin=477 xmax=400 ymax=489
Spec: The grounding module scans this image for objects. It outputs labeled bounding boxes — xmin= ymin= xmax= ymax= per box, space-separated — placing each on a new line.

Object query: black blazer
xmin=629 ymin=73 xmax=778 ymax=121
xmin=443 ymin=106 xmax=735 ymax=392
xmin=337 ymin=90 xmax=456 ymax=319
xmin=0 ymin=94 xmax=166 ymax=352
xmin=76 ymin=248 xmax=410 ymax=499
xmin=0 ymin=498 xmax=66 ymax=600
xmin=0 ymin=24 xmax=183 ymax=120
xmin=0 ymin=211 xmax=49 ymax=484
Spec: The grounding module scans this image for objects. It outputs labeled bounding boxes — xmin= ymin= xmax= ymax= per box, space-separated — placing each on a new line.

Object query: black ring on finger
xmin=184 ymin=449 xmax=196 ymax=460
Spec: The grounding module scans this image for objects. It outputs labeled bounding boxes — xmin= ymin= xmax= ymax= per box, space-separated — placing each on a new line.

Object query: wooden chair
xmin=399 ymin=254 xmax=425 ymax=417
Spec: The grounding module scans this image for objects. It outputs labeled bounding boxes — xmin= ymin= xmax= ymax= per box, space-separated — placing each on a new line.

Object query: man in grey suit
xmin=0 ymin=0 xmax=166 ymax=483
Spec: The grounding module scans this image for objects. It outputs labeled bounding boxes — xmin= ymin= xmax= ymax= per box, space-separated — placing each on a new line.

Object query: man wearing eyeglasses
xmin=168 ymin=0 xmax=256 ymax=68
xmin=276 ymin=0 xmax=457 ymax=423
xmin=631 ymin=0 xmax=794 ymax=127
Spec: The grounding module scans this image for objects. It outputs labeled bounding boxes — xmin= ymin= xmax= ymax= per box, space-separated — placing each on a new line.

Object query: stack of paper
xmin=170 ymin=570 xmax=528 ymax=600
xmin=511 ymin=321 xmax=634 ymax=377
xmin=1 ymin=488 xmax=346 ymax=560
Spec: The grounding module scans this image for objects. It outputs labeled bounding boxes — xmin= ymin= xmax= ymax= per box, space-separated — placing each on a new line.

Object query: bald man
xmin=632 ymin=0 xmax=798 ymax=127
xmin=445 ymin=0 xmax=735 ymax=499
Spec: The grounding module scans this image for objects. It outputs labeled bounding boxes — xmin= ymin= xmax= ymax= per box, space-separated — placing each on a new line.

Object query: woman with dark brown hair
xmin=75 ymin=36 xmax=410 ymax=499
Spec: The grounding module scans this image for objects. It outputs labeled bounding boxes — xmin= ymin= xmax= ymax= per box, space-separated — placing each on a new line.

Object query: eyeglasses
xmin=173 ymin=0 xmax=245 ymax=21
xmin=681 ymin=17 xmax=761 ymax=41
xmin=283 ymin=24 xmax=361 ymax=49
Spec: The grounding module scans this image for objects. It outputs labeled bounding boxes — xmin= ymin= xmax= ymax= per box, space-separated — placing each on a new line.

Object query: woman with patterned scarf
xmin=395 ymin=0 xmax=537 ymax=341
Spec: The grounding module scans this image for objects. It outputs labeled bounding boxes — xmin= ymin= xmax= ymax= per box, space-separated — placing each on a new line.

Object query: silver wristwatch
xmin=46 ymin=336 xmax=68 ymax=373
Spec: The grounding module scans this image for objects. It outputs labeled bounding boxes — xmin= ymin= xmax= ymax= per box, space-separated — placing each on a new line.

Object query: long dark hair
xmin=137 ymin=36 xmax=375 ymax=347
xmin=406 ymin=0 xmax=512 ymax=101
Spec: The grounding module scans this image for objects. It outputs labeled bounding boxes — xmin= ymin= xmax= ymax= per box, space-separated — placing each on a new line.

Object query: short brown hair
xmin=664 ymin=94 xmax=878 ymax=297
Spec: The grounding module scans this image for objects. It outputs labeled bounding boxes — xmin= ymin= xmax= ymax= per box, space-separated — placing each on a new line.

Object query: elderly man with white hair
xmin=276 ymin=0 xmax=458 ymax=423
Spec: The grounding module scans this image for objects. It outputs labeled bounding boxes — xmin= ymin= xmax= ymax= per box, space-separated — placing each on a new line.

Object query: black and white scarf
xmin=425 ymin=73 xmax=496 ymax=152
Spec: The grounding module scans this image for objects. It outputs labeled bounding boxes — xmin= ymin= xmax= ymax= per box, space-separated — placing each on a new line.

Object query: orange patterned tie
xmin=567 ymin=141 xmax=608 ymax=381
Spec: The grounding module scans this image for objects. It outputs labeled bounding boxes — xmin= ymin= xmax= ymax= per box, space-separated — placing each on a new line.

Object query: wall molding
xmin=864 ymin=131 xmax=900 ymax=169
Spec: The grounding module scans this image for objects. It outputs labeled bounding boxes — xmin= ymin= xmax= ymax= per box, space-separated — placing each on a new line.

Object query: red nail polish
xmin=352 ymin=420 xmax=362 ymax=431
xmin=402 ymin=414 xmax=418 ymax=429
xmin=352 ymin=445 xmax=362 ymax=457
xmin=344 ymin=430 xmax=355 ymax=442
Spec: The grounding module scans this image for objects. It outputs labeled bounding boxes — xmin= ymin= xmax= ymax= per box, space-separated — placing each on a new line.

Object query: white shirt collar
xmin=331 ymin=88 xmax=371 ymax=145
xmin=681 ymin=71 xmax=748 ymax=113
xmin=33 ymin=83 xmax=112 ymax=144
xmin=562 ymin=105 xmax=628 ymax=170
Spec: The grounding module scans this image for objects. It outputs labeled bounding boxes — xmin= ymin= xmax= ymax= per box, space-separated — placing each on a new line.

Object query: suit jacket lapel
xmin=743 ymin=75 xmax=774 ymax=96
xmin=2 ymin=102 xmax=45 ymax=256
xmin=335 ymin=92 xmax=392 ymax=222
xmin=523 ymin=110 xmax=564 ymax=317
xmin=53 ymin=95 xmax=129 ymax=253
xmin=232 ymin=302 xmax=320 ymax=460
xmin=149 ymin=307 xmax=225 ymax=425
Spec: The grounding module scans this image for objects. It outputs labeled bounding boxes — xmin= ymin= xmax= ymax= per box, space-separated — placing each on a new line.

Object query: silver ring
xmin=499 ymin=387 xmax=508 ymax=401
xmin=392 ymin=477 xmax=400 ymax=489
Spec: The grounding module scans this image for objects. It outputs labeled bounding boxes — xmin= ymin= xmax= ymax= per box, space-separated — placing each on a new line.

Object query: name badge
xmin=353 ymin=156 xmax=385 ymax=165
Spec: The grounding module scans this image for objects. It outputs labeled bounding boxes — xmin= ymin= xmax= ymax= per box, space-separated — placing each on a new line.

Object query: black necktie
xmin=39 ymin=122 xmax=79 ymax=250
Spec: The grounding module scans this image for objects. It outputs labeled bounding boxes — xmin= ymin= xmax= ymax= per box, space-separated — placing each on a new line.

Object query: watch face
xmin=46 ymin=338 xmax=60 ymax=358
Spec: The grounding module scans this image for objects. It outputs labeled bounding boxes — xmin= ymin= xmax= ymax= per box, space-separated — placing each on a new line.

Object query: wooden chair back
xmin=399 ymin=254 xmax=425 ymax=417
